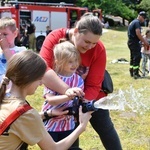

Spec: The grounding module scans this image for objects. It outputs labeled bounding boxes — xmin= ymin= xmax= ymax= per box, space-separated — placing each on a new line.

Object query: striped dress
xmin=42 ymin=73 xmax=84 ymax=132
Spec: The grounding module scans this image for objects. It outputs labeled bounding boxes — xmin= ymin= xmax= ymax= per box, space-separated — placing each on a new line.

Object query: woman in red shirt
xmin=40 ymin=13 xmax=122 ymax=150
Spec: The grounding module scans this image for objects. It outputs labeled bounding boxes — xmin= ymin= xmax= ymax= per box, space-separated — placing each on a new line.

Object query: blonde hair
xmin=0 ymin=17 xmax=17 ymax=32
xmin=53 ymin=41 xmax=80 ymax=73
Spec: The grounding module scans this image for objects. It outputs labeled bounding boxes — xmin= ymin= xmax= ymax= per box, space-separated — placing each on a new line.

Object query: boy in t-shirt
xmin=0 ymin=17 xmax=27 ymax=82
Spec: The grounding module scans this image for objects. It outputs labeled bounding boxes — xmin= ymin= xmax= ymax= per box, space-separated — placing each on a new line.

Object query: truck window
xmin=20 ymin=11 xmax=31 ymax=35
xmin=70 ymin=10 xmax=77 ymax=27
xmin=80 ymin=10 xmax=87 ymax=17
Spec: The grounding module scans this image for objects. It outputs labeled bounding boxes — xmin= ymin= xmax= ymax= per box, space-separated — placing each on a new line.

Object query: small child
xmin=42 ymin=41 xmax=84 ymax=149
xmin=0 ymin=17 xmax=27 ymax=82
xmin=141 ymin=29 xmax=150 ymax=76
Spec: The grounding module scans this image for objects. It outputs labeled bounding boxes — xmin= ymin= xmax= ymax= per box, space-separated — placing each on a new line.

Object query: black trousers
xmin=90 ymin=109 xmax=122 ymax=150
xmin=74 ymin=109 xmax=122 ymax=150
xmin=127 ymin=40 xmax=141 ymax=67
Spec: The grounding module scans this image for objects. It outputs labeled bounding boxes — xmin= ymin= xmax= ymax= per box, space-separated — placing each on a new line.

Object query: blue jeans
xmin=90 ymin=109 xmax=122 ymax=150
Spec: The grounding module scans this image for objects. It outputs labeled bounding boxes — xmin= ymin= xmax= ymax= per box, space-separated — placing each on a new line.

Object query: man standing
xmin=127 ymin=11 xmax=149 ymax=79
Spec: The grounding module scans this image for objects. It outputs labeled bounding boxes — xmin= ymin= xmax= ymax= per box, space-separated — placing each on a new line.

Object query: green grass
xmin=27 ymin=27 xmax=150 ymax=150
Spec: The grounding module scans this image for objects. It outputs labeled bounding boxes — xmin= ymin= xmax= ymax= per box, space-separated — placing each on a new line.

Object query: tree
xmin=17 ymin=0 xmax=76 ymax=3
xmin=138 ymin=0 xmax=150 ymax=16
xmin=76 ymin=0 xmax=135 ymax=24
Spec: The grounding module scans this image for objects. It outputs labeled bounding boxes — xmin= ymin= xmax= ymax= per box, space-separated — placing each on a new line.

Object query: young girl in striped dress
xmin=41 ymin=41 xmax=84 ymax=149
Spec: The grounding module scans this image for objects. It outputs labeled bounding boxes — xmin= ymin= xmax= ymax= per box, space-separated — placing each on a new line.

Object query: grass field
xmin=27 ymin=27 xmax=150 ymax=150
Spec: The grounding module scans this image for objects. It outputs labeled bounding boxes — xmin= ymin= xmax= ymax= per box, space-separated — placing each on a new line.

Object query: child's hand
xmin=0 ymin=33 xmax=12 ymax=60
xmin=65 ymin=87 xmax=85 ymax=98
xmin=0 ymin=34 xmax=9 ymax=51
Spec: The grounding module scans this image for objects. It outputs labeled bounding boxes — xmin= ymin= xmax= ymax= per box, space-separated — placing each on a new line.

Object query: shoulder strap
xmin=0 ymin=104 xmax=32 ymax=135
xmin=66 ymin=29 xmax=70 ymax=40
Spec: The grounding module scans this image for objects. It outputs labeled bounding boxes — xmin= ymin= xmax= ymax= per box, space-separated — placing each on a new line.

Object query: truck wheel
xmin=36 ymin=36 xmax=45 ymax=52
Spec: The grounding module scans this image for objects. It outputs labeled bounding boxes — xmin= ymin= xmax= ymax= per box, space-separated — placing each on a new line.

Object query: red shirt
xmin=40 ymin=28 xmax=107 ymax=100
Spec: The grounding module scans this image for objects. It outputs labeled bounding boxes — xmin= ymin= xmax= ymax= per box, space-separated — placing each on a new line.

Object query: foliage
xmin=16 ymin=0 xmax=76 ymax=3
xmin=138 ymin=0 xmax=150 ymax=17
xmin=76 ymin=0 xmax=136 ymax=22
xmin=123 ymin=0 xmax=142 ymax=8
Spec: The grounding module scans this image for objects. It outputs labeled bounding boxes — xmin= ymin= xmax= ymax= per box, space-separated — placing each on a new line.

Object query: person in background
xmin=40 ymin=12 xmax=122 ymax=150
xmin=141 ymin=29 xmax=150 ymax=76
xmin=42 ymin=41 xmax=84 ymax=149
xmin=127 ymin=11 xmax=149 ymax=79
xmin=0 ymin=17 xmax=26 ymax=82
xmin=0 ymin=50 xmax=92 ymax=150
xmin=27 ymin=19 xmax=36 ymax=51
xmin=20 ymin=23 xmax=29 ymax=48
xmin=104 ymin=21 xmax=110 ymax=29
xmin=46 ymin=25 xmax=52 ymax=36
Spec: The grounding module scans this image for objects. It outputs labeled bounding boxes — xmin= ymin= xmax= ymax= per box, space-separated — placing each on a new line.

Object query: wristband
xmin=44 ymin=111 xmax=50 ymax=120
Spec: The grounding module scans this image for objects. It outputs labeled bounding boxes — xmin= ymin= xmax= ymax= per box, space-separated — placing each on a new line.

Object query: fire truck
xmin=0 ymin=1 xmax=88 ymax=51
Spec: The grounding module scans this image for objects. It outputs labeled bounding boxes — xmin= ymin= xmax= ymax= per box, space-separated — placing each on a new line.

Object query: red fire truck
xmin=0 ymin=1 xmax=88 ymax=51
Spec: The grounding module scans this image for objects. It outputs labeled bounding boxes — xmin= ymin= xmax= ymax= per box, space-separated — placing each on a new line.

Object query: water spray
xmin=66 ymin=86 xmax=150 ymax=115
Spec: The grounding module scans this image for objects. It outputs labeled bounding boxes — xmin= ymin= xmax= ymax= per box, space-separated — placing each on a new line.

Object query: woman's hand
xmin=65 ymin=87 xmax=85 ymax=98
xmin=78 ymin=106 xmax=92 ymax=130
